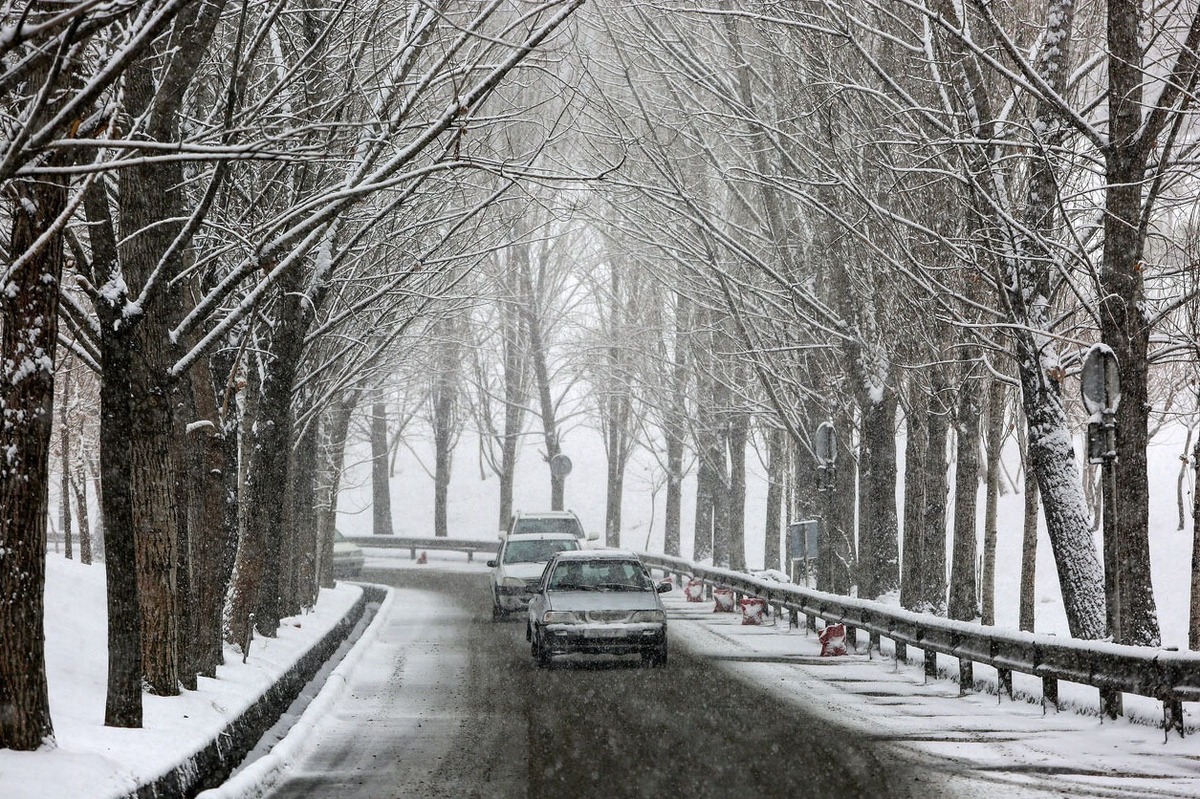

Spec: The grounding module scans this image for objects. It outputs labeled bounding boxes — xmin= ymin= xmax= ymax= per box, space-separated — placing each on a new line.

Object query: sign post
xmin=814 ymin=421 xmax=836 ymax=592
xmin=1080 ymin=344 xmax=1121 ymax=718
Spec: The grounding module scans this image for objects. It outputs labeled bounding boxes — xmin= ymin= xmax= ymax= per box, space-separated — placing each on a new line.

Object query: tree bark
xmin=900 ymin=384 xmax=928 ymax=611
xmin=0 ymin=169 xmax=68 ymax=749
xmin=763 ymin=426 xmax=784 ymax=571
xmin=371 ymin=393 xmax=394 ymax=536
xmin=948 ymin=371 xmax=981 ymax=621
xmin=981 ymin=379 xmax=1006 ymax=626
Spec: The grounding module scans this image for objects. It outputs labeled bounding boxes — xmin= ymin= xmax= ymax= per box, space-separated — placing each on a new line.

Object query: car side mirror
xmin=656 ymin=580 xmax=673 ymax=593
xmin=498 ymin=530 xmax=507 ymax=540
xmin=586 ymin=531 xmax=600 ymax=542
xmin=486 ymin=559 xmax=498 ymax=568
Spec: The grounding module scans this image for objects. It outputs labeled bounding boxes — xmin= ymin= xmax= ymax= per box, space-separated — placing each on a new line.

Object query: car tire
xmin=534 ymin=628 xmax=553 ymax=669
xmin=492 ymin=602 xmax=505 ymax=622
xmin=642 ymin=641 xmax=668 ymax=668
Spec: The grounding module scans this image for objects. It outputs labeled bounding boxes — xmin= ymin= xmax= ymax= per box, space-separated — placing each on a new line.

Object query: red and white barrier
xmin=739 ymin=597 xmax=767 ymax=625
xmin=713 ymin=586 xmax=736 ymax=613
xmin=819 ymin=622 xmax=848 ymax=656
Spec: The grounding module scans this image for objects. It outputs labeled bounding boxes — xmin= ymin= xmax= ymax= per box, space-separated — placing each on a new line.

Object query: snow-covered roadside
xmin=661 ymin=589 xmax=1200 ymax=798
xmin=0 ymin=554 xmax=364 ymax=799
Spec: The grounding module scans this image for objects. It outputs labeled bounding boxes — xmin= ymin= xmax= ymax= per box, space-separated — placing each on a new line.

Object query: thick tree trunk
xmin=0 ymin=172 xmax=68 ymax=749
xmin=949 ymin=373 xmax=981 ymax=621
xmin=498 ymin=265 xmax=527 ymax=531
xmin=371 ymin=396 xmax=394 ymax=536
xmin=1191 ymin=433 xmax=1200 ymax=650
xmin=317 ymin=391 xmax=358 ymax=588
xmin=728 ymin=412 xmax=748 ymax=572
xmin=981 ymin=380 xmax=1006 ymax=625
xmin=900 ymin=386 xmax=928 ymax=611
xmin=59 ymin=375 xmax=73 ymax=560
xmin=764 ymin=426 xmax=784 ymax=571
xmin=1020 ymin=459 xmax=1040 ymax=634
xmin=187 ymin=358 xmax=232 ymax=678
xmin=100 ymin=330 xmax=142 ymax=728
xmin=921 ymin=385 xmax=950 ymax=614
xmin=858 ymin=393 xmax=899 ymax=599
xmin=1102 ymin=0 xmax=1161 ymax=647
xmin=293 ymin=415 xmax=320 ymax=610
xmin=71 ymin=466 xmax=93 ymax=565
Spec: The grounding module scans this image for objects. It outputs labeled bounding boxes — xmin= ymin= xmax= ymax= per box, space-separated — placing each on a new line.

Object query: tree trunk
xmin=498 ymin=262 xmax=527 ymax=531
xmin=1190 ymin=433 xmax=1200 ymax=649
xmin=371 ymin=394 xmax=394 ymax=536
xmin=948 ymin=372 xmax=981 ymax=621
xmin=764 ymin=426 xmax=784 ymax=571
xmin=59 ymin=373 xmax=73 ymax=560
xmin=728 ymin=412 xmax=748 ymax=572
xmin=317 ymin=391 xmax=358 ymax=588
xmin=858 ymin=392 xmax=899 ymax=599
xmin=1101 ymin=0 xmax=1163 ymax=649
xmin=981 ymin=379 xmax=1006 ymax=625
xmin=1020 ymin=459 xmax=1040 ymax=634
xmin=293 ymin=414 xmax=320 ymax=609
xmin=71 ymin=465 xmax=93 ymax=565
xmin=900 ymin=386 xmax=928 ymax=611
xmin=0 ymin=170 xmax=68 ymax=749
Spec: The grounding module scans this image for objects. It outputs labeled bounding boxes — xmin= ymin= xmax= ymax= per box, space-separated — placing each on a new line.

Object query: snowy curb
xmin=124 ymin=584 xmax=386 ymax=799
xmin=192 ymin=585 xmax=395 ymax=799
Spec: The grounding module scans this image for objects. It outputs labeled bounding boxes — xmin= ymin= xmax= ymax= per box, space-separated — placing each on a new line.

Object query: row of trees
xmin=9 ymin=0 xmax=1200 ymax=755
xmin=0 ymin=0 xmax=583 ymax=751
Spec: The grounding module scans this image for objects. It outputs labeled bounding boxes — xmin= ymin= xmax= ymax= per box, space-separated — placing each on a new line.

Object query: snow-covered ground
xmin=0 ymin=555 xmax=363 ymax=799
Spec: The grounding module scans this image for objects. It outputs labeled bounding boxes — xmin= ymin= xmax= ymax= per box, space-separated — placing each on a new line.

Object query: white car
xmin=526 ymin=549 xmax=671 ymax=668
xmin=488 ymin=532 xmax=580 ymax=620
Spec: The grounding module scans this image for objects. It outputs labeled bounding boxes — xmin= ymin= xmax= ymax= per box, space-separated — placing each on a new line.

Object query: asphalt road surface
xmin=261 ymin=567 xmax=952 ymax=799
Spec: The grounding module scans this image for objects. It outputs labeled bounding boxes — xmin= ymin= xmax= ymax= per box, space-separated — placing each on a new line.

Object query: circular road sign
xmin=549 ymin=453 xmax=573 ymax=478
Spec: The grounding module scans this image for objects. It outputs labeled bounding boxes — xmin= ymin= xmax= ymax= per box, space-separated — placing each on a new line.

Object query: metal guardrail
xmin=636 ymin=552 xmax=1200 ymax=737
xmin=344 ymin=535 xmax=498 ymax=563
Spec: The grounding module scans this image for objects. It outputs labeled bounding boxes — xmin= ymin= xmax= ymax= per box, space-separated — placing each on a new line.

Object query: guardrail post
xmin=894 ymin=641 xmax=907 ymax=664
xmin=1164 ymin=699 xmax=1185 ymax=739
xmin=958 ymin=659 xmax=974 ymax=694
xmin=1100 ymin=687 xmax=1122 ymax=720
xmin=806 ymin=613 xmax=817 ymax=633
xmin=997 ymin=668 xmax=1012 ymax=699
xmin=409 ymin=546 xmax=417 ymax=560
xmin=1042 ymin=675 xmax=1058 ymax=713
xmin=846 ymin=625 xmax=857 ymax=650
xmin=924 ymin=651 xmax=937 ymax=681
xmin=869 ymin=630 xmax=881 ymax=654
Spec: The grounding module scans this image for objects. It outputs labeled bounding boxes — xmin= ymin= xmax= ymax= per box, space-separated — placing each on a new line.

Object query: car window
xmin=512 ymin=517 xmax=584 ymax=538
xmin=501 ymin=538 xmax=579 ymax=564
xmin=547 ymin=560 xmax=651 ymax=591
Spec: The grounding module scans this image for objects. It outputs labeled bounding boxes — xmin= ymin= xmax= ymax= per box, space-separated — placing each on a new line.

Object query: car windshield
xmin=502 ymin=538 xmax=579 ymax=564
xmin=513 ymin=517 xmax=584 ymax=537
xmin=547 ymin=559 xmax=652 ymax=591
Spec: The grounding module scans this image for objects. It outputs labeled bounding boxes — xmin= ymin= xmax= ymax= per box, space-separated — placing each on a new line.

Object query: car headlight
xmin=629 ymin=610 xmax=666 ymax=623
xmin=500 ymin=576 xmax=526 ymax=587
xmin=543 ymin=611 xmax=581 ymax=624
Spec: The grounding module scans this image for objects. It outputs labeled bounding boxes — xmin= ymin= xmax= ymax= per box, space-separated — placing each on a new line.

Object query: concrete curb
xmin=126 ymin=584 xmax=389 ymax=799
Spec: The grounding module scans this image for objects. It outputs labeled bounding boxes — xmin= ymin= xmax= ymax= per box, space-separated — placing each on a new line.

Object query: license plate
xmin=583 ymin=628 xmax=615 ymax=638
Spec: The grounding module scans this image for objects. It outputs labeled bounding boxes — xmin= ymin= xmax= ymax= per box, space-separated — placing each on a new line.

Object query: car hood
xmin=545 ymin=590 xmax=661 ymax=613
xmin=500 ymin=562 xmax=551 ymax=580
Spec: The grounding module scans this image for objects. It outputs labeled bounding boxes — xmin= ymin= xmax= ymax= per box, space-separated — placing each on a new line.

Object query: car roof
xmin=514 ymin=510 xmax=579 ymax=519
xmin=504 ymin=532 xmax=579 ymax=542
xmin=550 ymin=549 xmax=640 ymax=561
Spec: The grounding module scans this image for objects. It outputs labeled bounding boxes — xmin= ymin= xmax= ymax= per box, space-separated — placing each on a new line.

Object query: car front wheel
xmin=534 ymin=627 xmax=553 ymax=669
xmin=642 ymin=640 xmax=668 ymax=668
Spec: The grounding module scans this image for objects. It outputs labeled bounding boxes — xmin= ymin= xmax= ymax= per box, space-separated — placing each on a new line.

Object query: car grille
xmin=583 ymin=610 xmax=630 ymax=623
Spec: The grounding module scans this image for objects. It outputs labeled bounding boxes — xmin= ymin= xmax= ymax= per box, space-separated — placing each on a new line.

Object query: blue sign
xmin=787 ymin=520 xmax=819 ymax=562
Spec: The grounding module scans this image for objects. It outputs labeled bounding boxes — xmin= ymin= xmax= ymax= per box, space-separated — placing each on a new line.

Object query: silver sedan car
xmin=526 ymin=550 xmax=671 ymax=668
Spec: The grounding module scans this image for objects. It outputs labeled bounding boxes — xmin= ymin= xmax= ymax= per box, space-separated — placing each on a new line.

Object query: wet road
xmin=262 ymin=567 xmax=948 ymax=799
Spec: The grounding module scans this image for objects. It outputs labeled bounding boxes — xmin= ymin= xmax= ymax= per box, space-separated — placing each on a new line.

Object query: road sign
xmin=1080 ymin=344 xmax=1120 ymax=415
xmin=549 ymin=453 xmax=573 ymax=478
xmin=815 ymin=421 xmax=837 ymax=467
